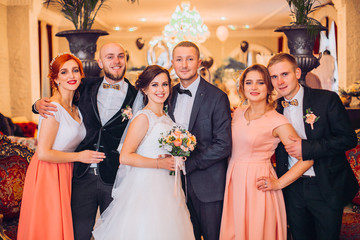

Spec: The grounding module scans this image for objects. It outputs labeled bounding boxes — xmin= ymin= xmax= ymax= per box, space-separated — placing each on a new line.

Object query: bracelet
xmin=156 ymin=158 xmax=159 ymax=169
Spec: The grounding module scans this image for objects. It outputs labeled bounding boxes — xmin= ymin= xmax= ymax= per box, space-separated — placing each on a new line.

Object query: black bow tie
xmin=177 ymin=88 xmax=192 ymax=97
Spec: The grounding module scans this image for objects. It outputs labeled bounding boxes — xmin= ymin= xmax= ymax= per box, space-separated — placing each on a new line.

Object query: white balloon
xmin=216 ymin=26 xmax=229 ymax=42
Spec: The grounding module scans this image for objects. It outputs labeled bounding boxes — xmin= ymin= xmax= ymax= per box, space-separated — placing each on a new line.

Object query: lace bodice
xmin=134 ymin=109 xmax=175 ymax=158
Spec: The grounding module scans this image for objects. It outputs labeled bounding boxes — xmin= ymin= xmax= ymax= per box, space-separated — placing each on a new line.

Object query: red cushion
xmin=0 ymin=155 xmax=29 ymax=219
xmin=16 ymin=122 xmax=37 ymax=137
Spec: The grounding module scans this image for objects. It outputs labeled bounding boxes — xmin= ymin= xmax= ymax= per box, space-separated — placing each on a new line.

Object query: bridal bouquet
xmin=159 ymin=126 xmax=197 ymax=175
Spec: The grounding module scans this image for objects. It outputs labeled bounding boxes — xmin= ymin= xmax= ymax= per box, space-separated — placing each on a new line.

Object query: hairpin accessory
xmin=49 ymin=52 xmax=80 ymax=70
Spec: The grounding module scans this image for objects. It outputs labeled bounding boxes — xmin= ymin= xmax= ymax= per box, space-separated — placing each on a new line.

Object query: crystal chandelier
xmin=162 ymin=1 xmax=210 ymax=47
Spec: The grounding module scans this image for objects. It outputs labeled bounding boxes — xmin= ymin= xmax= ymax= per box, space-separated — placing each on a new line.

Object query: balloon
xmin=240 ymin=41 xmax=249 ymax=52
xmin=201 ymin=56 xmax=214 ymax=69
xmin=216 ymin=26 xmax=229 ymax=42
xmin=136 ymin=37 xmax=145 ymax=50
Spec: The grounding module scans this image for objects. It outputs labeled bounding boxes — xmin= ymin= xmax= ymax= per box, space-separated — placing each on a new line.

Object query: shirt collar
xmin=101 ymin=77 xmax=124 ymax=87
xmin=285 ymin=84 xmax=304 ymax=102
xmin=179 ymin=75 xmax=200 ymax=95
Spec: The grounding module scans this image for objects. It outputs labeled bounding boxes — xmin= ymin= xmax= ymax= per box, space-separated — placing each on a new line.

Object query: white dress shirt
xmin=173 ymin=76 xmax=200 ymax=130
xmin=283 ymin=85 xmax=315 ymax=176
xmin=90 ymin=77 xmax=128 ymax=168
xmin=97 ymin=78 xmax=128 ymax=126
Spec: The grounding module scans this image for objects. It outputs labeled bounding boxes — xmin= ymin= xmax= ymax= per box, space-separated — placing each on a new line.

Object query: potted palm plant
xmin=44 ymin=0 xmax=137 ymax=77
xmin=275 ymin=0 xmax=327 ymax=85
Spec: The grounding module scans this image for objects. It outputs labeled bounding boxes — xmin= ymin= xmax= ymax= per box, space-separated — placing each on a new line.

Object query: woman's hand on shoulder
xmin=77 ymin=150 xmax=105 ymax=164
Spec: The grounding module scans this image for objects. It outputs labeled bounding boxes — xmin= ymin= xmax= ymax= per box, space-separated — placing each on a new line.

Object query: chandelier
xmin=162 ymin=1 xmax=210 ymax=47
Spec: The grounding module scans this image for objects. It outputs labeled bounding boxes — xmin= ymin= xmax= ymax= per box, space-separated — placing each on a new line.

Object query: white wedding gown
xmin=92 ymin=109 xmax=195 ymax=240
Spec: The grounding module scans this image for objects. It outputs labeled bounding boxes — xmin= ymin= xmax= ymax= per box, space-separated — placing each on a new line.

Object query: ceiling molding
xmin=252 ymin=3 xmax=289 ymax=29
xmin=6 ymin=0 xmax=31 ymax=6
xmin=0 ymin=0 xmax=7 ymax=6
xmin=38 ymin=7 xmax=66 ymax=27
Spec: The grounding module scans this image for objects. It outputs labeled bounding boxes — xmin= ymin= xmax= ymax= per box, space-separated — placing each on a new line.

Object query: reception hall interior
xmin=1 ymin=0 xmax=360 ymax=239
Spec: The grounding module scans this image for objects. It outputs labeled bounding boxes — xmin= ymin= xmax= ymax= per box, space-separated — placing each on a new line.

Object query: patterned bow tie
xmin=177 ymin=88 xmax=192 ymax=97
xmin=103 ymin=83 xmax=120 ymax=90
xmin=281 ymin=99 xmax=298 ymax=108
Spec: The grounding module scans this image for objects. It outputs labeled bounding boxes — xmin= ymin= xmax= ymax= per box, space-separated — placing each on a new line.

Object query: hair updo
xmin=135 ymin=65 xmax=172 ymax=106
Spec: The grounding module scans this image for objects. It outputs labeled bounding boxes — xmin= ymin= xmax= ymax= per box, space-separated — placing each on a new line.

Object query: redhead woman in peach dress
xmin=220 ymin=64 xmax=313 ymax=240
xmin=17 ymin=53 xmax=105 ymax=240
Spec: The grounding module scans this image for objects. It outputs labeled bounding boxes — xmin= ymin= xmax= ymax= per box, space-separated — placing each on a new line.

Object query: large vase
xmin=56 ymin=29 xmax=109 ymax=77
xmin=275 ymin=25 xmax=326 ymax=86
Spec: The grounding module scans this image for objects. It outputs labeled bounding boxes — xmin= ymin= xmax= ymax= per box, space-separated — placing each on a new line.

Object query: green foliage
xmin=286 ymin=0 xmax=323 ymax=36
xmin=44 ymin=0 xmax=137 ymax=30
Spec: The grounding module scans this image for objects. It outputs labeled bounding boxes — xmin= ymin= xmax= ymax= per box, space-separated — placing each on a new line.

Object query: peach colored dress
xmin=17 ymin=103 xmax=85 ymax=240
xmin=220 ymin=107 xmax=288 ymax=240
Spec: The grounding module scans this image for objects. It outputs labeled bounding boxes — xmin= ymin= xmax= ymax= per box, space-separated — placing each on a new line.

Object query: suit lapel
xmin=188 ymin=78 xmax=207 ymax=132
xmin=277 ymin=97 xmax=285 ymax=114
xmin=302 ymin=86 xmax=312 ymax=139
xmin=90 ymin=80 xmax=102 ymax=123
xmin=168 ymin=84 xmax=179 ymax=122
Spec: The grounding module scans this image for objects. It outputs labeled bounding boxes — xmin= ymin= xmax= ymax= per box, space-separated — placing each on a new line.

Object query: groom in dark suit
xmin=168 ymin=41 xmax=232 ymax=240
xmin=268 ymin=53 xmax=358 ymax=240
xmin=33 ymin=43 xmax=137 ymax=239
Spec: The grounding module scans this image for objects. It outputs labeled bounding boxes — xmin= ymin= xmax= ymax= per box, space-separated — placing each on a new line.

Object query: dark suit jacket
xmin=73 ymin=77 xmax=137 ymax=184
xmin=168 ymin=78 xmax=232 ymax=203
xmin=275 ymin=86 xmax=359 ymax=209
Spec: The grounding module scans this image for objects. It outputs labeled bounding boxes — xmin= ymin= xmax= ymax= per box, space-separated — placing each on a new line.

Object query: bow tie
xmin=177 ymin=88 xmax=192 ymax=97
xmin=103 ymin=83 xmax=120 ymax=90
xmin=281 ymin=99 xmax=298 ymax=108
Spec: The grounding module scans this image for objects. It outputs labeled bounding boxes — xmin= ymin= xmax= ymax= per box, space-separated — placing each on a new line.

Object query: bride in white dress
xmin=92 ymin=65 xmax=195 ymax=240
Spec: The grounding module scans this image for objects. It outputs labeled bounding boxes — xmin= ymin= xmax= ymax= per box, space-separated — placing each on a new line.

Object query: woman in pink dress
xmin=17 ymin=53 xmax=105 ymax=240
xmin=220 ymin=64 xmax=314 ymax=240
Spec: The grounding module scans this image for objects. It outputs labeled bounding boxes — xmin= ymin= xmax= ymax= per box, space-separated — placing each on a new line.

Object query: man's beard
xmin=103 ymin=66 xmax=126 ymax=81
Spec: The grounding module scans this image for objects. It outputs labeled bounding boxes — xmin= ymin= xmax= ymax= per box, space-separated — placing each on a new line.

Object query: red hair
xmin=48 ymin=53 xmax=85 ymax=91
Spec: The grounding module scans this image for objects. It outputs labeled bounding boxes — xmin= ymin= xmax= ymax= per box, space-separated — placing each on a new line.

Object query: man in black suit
xmin=267 ymin=53 xmax=358 ymax=240
xmin=168 ymin=41 xmax=232 ymax=240
xmin=34 ymin=43 xmax=137 ymax=239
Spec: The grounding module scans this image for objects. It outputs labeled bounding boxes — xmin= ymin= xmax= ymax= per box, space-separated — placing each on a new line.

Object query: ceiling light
xmin=140 ymin=18 xmax=147 ymax=22
xmin=220 ymin=16 xmax=227 ymax=21
xmin=128 ymin=27 xmax=138 ymax=32
xmin=114 ymin=26 xmax=121 ymax=31
xmin=244 ymin=25 xmax=250 ymax=29
xmin=228 ymin=25 xmax=237 ymax=30
xmin=162 ymin=1 xmax=210 ymax=46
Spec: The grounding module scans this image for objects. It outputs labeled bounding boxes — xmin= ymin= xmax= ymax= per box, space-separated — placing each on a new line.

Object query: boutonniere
xmin=121 ymin=105 xmax=133 ymax=122
xmin=164 ymin=104 xmax=168 ymax=114
xmin=303 ymin=108 xmax=320 ymax=130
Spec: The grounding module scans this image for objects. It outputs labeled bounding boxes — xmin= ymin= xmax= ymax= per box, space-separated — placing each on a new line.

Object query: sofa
xmin=340 ymin=129 xmax=360 ymax=239
xmin=0 ymin=133 xmax=35 ymax=240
